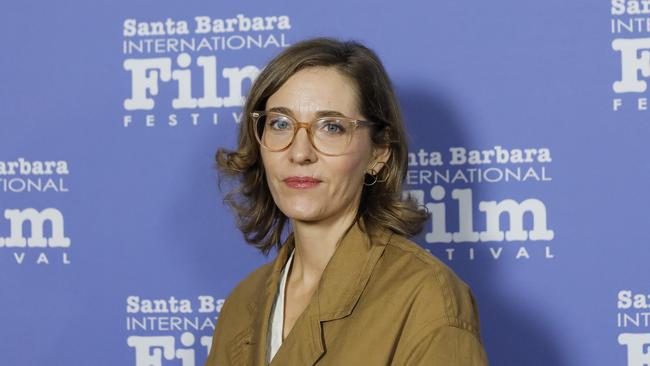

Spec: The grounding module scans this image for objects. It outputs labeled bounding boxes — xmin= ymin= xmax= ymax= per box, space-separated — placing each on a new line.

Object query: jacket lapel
xmin=229 ymin=234 xmax=294 ymax=366
xmin=237 ymin=217 xmax=393 ymax=366
xmin=316 ymin=218 xmax=392 ymax=322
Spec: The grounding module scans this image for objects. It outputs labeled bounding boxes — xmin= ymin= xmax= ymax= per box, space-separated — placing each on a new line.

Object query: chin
xmin=285 ymin=209 xmax=323 ymax=222
xmin=278 ymin=202 xmax=324 ymax=222
xmin=287 ymin=214 xmax=321 ymax=223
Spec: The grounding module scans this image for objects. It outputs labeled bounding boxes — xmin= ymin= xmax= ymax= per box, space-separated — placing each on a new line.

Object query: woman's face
xmin=260 ymin=66 xmax=388 ymax=224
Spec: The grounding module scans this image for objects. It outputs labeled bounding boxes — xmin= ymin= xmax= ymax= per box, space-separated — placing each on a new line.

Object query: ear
xmin=369 ymin=144 xmax=391 ymax=173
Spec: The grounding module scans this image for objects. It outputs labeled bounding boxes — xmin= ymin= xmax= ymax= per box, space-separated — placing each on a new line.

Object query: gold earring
xmin=371 ymin=161 xmax=388 ymax=182
xmin=364 ymin=162 xmax=387 ymax=186
xmin=364 ymin=172 xmax=377 ymax=186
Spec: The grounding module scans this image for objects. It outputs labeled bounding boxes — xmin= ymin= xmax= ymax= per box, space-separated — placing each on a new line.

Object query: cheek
xmin=327 ymin=138 xmax=374 ymax=189
xmin=328 ymin=154 xmax=369 ymax=191
xmin=336 ymin=139 xmax=373 ymax=179
xmin=337 ymin=157 xmax=365 ymax=176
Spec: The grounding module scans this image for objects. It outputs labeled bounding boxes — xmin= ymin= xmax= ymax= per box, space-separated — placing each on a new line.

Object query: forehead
xmin=265 ymin=67 xmax=360 ymax=118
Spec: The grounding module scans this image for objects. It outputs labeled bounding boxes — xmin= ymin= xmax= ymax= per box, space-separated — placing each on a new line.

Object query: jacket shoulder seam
xmin=384 ymin=235 xmax=465 ymax=319
xmin=392 ymin=315 xmax=484 ymax=365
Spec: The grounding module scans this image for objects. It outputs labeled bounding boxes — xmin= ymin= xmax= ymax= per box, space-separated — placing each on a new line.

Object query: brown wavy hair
xmin=215 ymin=37 xmax=429 ymax=255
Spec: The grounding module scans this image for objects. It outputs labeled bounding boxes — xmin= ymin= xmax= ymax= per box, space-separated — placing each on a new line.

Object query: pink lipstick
xmin=284 ymin=176 xmax=322 ymax=189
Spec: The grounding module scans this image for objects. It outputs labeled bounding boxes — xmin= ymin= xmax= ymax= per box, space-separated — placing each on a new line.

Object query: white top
xmin=266 ymin=247 xmax=295 ymax=364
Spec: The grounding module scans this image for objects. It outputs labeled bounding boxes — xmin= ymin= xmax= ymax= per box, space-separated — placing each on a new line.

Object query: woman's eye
xmin=321 ymin=120 xmax=346 ymax=134
xmin=269 ymin=118 xmax=291 ymax=130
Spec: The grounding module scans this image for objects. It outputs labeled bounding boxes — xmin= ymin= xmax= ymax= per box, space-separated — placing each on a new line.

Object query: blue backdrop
xmin=2 ymin=1 xmax=649 ymax=365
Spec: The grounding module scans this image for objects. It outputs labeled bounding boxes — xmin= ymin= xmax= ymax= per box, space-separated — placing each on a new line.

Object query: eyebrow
xmin=268 ymin=106 xmax=348 ymax=118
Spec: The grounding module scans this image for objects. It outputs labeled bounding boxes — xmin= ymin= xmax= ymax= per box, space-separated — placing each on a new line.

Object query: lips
xmin=284 ymin=176 xmax=322 ymax=189
xmin=284 ymin=176 xmax=321 ymax=183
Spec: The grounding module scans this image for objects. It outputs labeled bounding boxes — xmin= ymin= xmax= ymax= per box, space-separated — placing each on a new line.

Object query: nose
xmin=288 ymin=126 xmax=317 ymax=164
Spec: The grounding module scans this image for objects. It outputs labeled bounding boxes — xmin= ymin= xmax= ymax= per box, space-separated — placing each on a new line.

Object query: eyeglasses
xmin=251 ymin=111 xmax=378 ymax=156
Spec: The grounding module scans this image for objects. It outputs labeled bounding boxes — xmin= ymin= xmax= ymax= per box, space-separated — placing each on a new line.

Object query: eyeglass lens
xmin=256 ymin=112 xmax=353 ymax=155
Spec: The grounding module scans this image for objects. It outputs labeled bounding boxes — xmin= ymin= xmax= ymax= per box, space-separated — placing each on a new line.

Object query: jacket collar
xmin=238 ymin=216 xmax=394 ymax=366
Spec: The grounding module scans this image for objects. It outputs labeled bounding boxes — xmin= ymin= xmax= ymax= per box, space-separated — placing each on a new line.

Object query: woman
xmin=206 ymin=37 xmax=488 ymax=365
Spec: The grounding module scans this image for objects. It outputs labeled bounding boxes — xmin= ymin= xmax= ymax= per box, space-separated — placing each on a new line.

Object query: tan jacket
xmin=205 ymin=218 xmax=489 ymax=365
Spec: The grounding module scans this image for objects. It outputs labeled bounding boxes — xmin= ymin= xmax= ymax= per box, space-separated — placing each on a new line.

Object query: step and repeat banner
xmin=1 ymin=1 xmax=649 ymax=365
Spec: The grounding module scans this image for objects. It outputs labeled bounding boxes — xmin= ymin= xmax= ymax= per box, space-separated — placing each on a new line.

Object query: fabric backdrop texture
xmin=1 ymin=1 xmax=648 ymax=365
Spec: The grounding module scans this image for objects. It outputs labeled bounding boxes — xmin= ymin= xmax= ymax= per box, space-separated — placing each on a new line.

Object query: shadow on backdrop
xmin=395 ymin=81 xmax=565 ymax=366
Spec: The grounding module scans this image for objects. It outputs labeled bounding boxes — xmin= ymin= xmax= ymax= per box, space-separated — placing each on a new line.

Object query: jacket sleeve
xmin=393 ymin=322 xmax=489 ymax=366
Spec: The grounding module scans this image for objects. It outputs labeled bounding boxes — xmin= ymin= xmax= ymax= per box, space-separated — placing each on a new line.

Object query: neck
xmin=289 ymin=207 xmax=359 ymax=287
